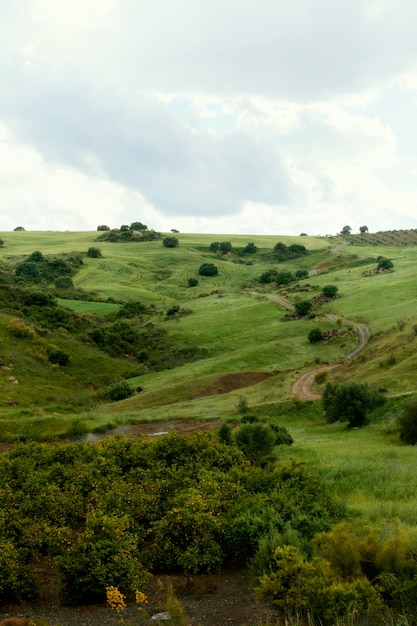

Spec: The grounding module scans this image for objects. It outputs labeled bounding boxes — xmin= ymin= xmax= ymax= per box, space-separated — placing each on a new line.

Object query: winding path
xmin=252 ymin=291 xmax=371 ymax=400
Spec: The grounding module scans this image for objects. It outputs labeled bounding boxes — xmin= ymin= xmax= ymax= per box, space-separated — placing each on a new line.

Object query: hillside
xmin=0 ymin=228 xmax=416 ymax=438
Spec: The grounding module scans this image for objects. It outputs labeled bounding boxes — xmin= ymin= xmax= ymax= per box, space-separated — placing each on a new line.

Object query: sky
xmin=1 ymin=0 xmax=417 ymax=236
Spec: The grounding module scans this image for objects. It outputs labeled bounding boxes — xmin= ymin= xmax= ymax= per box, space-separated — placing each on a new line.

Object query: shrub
xmin=295 ymin=300 xmax=312 ymax=317
xmin=322 ymin=382 xmax=385 ymax=428
xmin=86 ymin=247 xmax=102 ymax=258
xmin=187 ymin=277 xmax=198 ymax=287
xmin=322 ymin=284 xmax=339 ymax=298
xmin=163 ymin=236 xmax=179 ymax=248
xmin=7 ymin=318 xmax=36 ymax=339
xmin=218 ymin=423 xmax=233 ymax=445
xmin=54 ymin=276 xmax=74 ymax=289
xmin=198 ymin=263 xmax=218 ymax=276
xmin=97 ymin=225 xmax=110 ymax=231
xmin=106 ymin=380 xmax=135 ymax=401
xmin=48 ymin=349 xmax=70 ymax=366
xmin=315 ymin=370 xmax=328 ymax=385
xmin=234 ymin=423 xmax=276 ymax=465
xmin=29 ymin=250 xmax=44 ymax=262
xmin=398 ymin=398 xmax=417 ymax=444
xmin=296 ymin=269 xmax=308 ymax=279
xmin=378 ymin=257 xmax=394 ymax=270
xmin=308 ymin=328 xmax=324 ymax=343
xmin=15 ymin=261 xmax=40 ymax=279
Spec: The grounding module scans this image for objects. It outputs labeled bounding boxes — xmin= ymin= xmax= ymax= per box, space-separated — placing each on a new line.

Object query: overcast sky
xmin=1 ymin=0 xmax=417 ymax=235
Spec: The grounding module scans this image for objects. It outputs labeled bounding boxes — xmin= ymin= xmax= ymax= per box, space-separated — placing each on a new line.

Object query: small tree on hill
xmin=308 ymin=328 xmax=324 ymax=343
xmin=199 ymin=263 xmax=218 ymax=276
xmin=359 ymin=225 xmax=369 ymax=234
xmin=295 ymin=300 xmax=312 ymax=317
xmin=322 ymin=382 xmax=385 ymax=428
xmin=87 ymin=247 xmax=102 ymax=258
xmin=322 ymin=284 xmax=339 ymax=299
xmin=97 ymin=225 xmax=110 ymax=231
xmin=163 ymin=236 xmax=179 ymax=248
xmin=341 ymin=225 xmax=352 ymax=235
xmin=234 ymin=422 xmax=276 ymax=465
xmin=377 ymin=258 xmax=394 ymax=271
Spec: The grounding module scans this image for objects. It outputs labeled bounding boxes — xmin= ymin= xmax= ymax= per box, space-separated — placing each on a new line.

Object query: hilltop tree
xmin=359 ymin=225 xmax=369 ymax=234
xmin=341 ymin=225 xmax=352 ymax=235
xmin=130 ymin=222 xmax=148 ymax=231
xmin=97 ymin=225 xmax=110 ymax=231
xmin=163 ymin=236 xmax=179 ymax=248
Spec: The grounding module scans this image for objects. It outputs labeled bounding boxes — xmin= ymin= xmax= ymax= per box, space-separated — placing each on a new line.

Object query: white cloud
xmin=1 ymin=0 xmax=417 ymax=234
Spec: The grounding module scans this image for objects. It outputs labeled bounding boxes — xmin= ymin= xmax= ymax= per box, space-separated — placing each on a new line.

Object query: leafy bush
xmin=54 ymin=276 xmax=74 ymax=289
xmin=7 ymin=318 xmax=36 ymax=339
xmin=322 ymin=382 xmax=385 ymax=428
xmin=106 ymin=380 xmax=135 ymax=401
xmin=187 ymin=277 xmax=198 ymax=287
xmin=308 ymin=328 xmax=324 ymax=343
xmin=322 ymin=284 xmax=339 ymax=298
xmin=86 ymin=247 xmax=102 ymax=258
xmin=398 ymin=398 xmax=417 ymax=444
xmin=163 ymin=236 xmax=179 ymax=248
xmin=295 ymin=300 xmax=312 ymax=317
xmin=48 ymin=349 xmax=70 ymax=366
xmin=15 ymin=261 xmax=40 ymax=279
xmin=234 ymin=423 xmax=276 ymax=465
xmin=198 ymin=263 xmax=218 ymax=276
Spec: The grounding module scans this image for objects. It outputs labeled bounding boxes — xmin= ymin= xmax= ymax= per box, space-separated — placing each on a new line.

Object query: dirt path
xmin=251 ymin=291 xmax=370 ymax=400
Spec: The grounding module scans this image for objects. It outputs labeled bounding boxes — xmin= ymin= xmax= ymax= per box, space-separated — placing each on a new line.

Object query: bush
xmin=86 ymin=247 xmax=102 ymax=258
xmin=163 ymin=236 xmax=179 ymax=248
xmin=15 ymin=261 xmax=40 ymax=279
xmin=308 ymin=328 xmax=324 ymax=343
xmin=378 ymin=257 xmax=394 ymax=270
xmin=187 ymin=277 xmax=198 ymax=287
xmin=234 ymin=423 xmax=276 ymax=465
xmin=322 ymin=382 xmax=385 ymax=428
xmin=198 ymin=263 xmax=218 ymax=276
xmin=295 ymin=300 xmax=312 ymax=317
xmin=107 ymin=380 xmax=135 ymax=401
xmin=54 ymin=276 xmax=74 ymax=289
xmin=48 ymin=349 xmax=70 ymax=366
xmin=322 ymin=284 xmax=339 ymax=298
xmin=398 ymin=398 xmax=417 ymax=444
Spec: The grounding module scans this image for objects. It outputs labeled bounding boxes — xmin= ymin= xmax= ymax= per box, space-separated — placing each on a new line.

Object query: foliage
xmin=322 ymin=284 xmax=339 ymax=298
xmin=295 ymin=300 xmax=312 ymax=317
xmin=187 ymin=277 xmax=198 ymax=287
xmin=48 ymin=348 xmax=70 ymax=366
xmin=258 ymin=269 xmax=295 ymax=285
xmin=234 ymin=422 xmax=276 ymax=465
xmin=378 ymin=257 xmax=394 ymax=270
xmin=341 ymin=225 xmax=352 ymax=235
xmin=322 ymin=382 xmax=385 ymax=427
xmin=54 ymin=276 xmax=74 ymax=289
xmin=163 ymin=236 xmax=179 ymax=248
xmin=241 ymin=242 xmax=258 ymax=254
xmin=97 ymin=225 xmax=110 ymax=231
xmin=273 ymin=242 xmax=307 ymax=261
xmin=398 ymin=398 xmax=417 ymax=444
xmin=198 ymin=263 xmax=218 ymax=276
xmin=106 ymin=380 xmax=135 ymax=401
xmin=308 ymin=328 xmax=324 ymax=343
xmin=15 ymin=261 xmax=40 ymax=280
xmin=86 ymin=247 xmax=102 ymax=258
xmin=359 ymin=225 xmax=369 ymax=234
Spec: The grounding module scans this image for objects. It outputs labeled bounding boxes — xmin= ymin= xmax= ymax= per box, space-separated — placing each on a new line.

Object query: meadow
xmin=2 ymin=227 xmax=417 ymax=623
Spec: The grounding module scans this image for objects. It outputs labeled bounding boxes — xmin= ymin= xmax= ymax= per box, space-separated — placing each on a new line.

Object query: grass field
xmin=1 ymin=228 xmax=417 ymax=526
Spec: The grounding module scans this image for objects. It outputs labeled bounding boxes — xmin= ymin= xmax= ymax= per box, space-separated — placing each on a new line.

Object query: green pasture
xmin=2 ymin=229 xmax=417 ymax=527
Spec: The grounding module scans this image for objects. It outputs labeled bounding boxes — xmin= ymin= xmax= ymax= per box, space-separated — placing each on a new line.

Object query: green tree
xmin=234 ymin=422 xmax=276 ymax=465
xmin=359 ymin=225 xmax=369 ymax=234
xmin=341 ymin=225 xmax=352 ymax=235
xmin=15 ymin=261 xmax=40 ymax=279
xmin=295 ymin=300 xmax=312 ymax=317
xmin=187 ymin=277 xmax=198 ymax=287
xmin=322 ymin=284 xmax=339 ymax=298
xmin=308 ymin=328 xmax=324 ymax=343
xmin=97 ymin=225 xmax=110 ymax=231
xmin=0 ymin=238 xmax=4 ymax=247
xmin=377 ymin=258 xmax=394 ymax=271
xmin=198 ymin=263 xmax=218 ymax=276
xmin=322 ymin=382 xmax=385 ymax=428
xmin=130 ymin=222 xmax=148 ymax=231
xmin=86 ymin=247 xmax=102 ymax=258
xmin=219 ymin=241 xmax=232 ymax=254
xmin=241 ymin=242 xmax=257 ymax=254
xmin=398 ymin=398 xmax=417 ymax=444
xmin=163 ymin=236 xmax=179 ymax=248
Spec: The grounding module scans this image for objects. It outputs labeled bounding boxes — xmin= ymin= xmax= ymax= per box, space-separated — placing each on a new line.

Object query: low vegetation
xmin=1 ymin=228 xmax=417 ymax=623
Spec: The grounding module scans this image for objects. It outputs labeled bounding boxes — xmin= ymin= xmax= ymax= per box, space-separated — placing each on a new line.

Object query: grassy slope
xmin=1 ymin=230 xmax=417 ymax=524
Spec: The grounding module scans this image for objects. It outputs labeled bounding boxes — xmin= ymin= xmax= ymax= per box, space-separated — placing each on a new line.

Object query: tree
xmin=341 ymin=225 xmax=352 ymax=235
xmin=322 ymin=382 xmax=385 ymax=428
xmin=198 ymin=263 xmax=218 ymax=276
xmin=398 ymin=399 xmax=417 ymax=444
xmin=295 ymin=300 xmax=312 ymax=317
xmin=359 ymin=225 xmax=369 ymax=234
xmin=29 ymin=250 xmax=44 ymax=262
xmin=163 ymin=236 xmax=179 ymax=248
xmin=308 ymin=328 xmax=324 ymax=343
xmin=219 ymin=241 xmax=232 ymax=254
xmin=54 ymin=276 xmax=74 ymax=289
xmin=15 ymin=261 xmax=40 ymax=279
xmin=0 ymin=238 xmax=4 ymax=247
xmin=86 ymin=247 xmax=102 ymax=258
xmin=97 ymin=225 xmax=110 ymax=231
xmin=377 ymin=258 xmax=394 ymax=271
xmin=187 ymin=277 xmax=198 ymax=287
xmin=130 ymin=222 xmax=147 ymax=231
xmin=234 ymin=422 xmax=276 ymax=465
xmin=241 ymin=242 xmax=257 ymax=254
xmin=322 ymin=284 xmax=339 ymax=299
xmin=14 ymin=226 xmax=25 ymax=231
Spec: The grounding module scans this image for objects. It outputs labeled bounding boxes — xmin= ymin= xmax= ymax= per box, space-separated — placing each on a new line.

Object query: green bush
xmin=187 ymin=277 xmax=198 ymax=287
xmin=48 ymin=349 xmax=70 ymax=366
xmin=399 ymin=398 xmax=417 ymax=444
xmin=295 ymin=300 xmax=312 ymax=317
xmin=322 ymin=284 xmax=339 ymax=298
xmin=86 ymin=247 xmax=102 ymax=258
xmin=198 ymin=263 xmax=218 ymax=276
xmin=106 ymin=380 xmax=135 ymax=401
xmin=308 ymin=328 xmax=324 ymax=343
xmin=163 ymin=236 xmax=179 ymax=248
xmin=54 ymin=276 xmax=74 ymax=289
xmin=322 ymin=382 xmax=385 ymax=428
xmin=234 ymin=423 xmax=276 ymax=465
